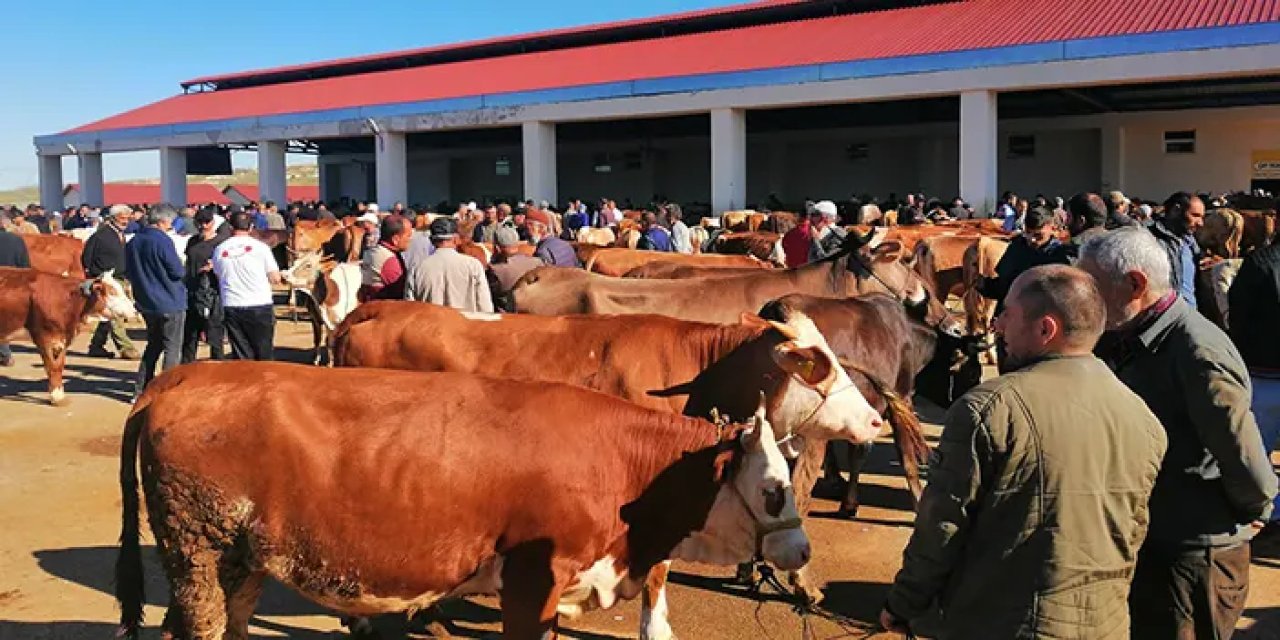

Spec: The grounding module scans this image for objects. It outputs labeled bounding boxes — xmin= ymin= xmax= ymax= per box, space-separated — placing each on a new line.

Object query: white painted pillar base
xmin=375 ymin=132 xmax=407 ymax=208
xmin=78 ymin=153 xmax=104 ymax=206
xmin=959 ymin=90 xmax=999 ymax=216
xmin=257 ymin=141 xmax=287 ymax=205
xmin=160 ymin=147 xmax=187 ymax=206
xmin=522 ymin=121 xmax=558 ymax=206
xmin=1100 ymin=124 xmax=1127 ymax=194
xmin=38 ymin=155 xmax=64 ymax=211
xmin=711 ymin=108 xmax=747 ymax=213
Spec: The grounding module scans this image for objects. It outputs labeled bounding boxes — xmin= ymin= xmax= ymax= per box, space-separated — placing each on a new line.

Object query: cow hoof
xmin=837 ymin=503 xmax=859 ymax=520
xmin=49 ymin=389 xmax=68 ymax=407
xmin=788 ymin=576 xmax=825 ymax=608
xmin=734 ymin=562 xmax=760 ymax=585
xmin=342 ymin=616 xmax=380 ymax=639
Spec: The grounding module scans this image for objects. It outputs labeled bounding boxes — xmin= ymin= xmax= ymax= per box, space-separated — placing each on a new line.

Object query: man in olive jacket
xmin=881 ymin=265 xmax=1167 ymax=639
xmin=1081 ymin=228 xmax=1276 ymax=639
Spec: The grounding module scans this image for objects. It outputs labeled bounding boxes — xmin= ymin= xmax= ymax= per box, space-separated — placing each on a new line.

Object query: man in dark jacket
xmin=82 ymin=205 xmax=139 ymax=360
xmin=0 ymin=226 xmax=31 ymax=366
xmin=882 ymin=265 xmax=1167 ymax=639
xmin=182 ymin=209 xmax=230 ymax=362
xmin=528 ymin=211 xmax=579 ymax=267
xmin=125 ymin=206 xmax=187 ymax=397
xmin=1149 ymin=191 xmax=1205 ymax=309
xmin=1081 ymin=228 xmax=1276 ymax=639
xmin=1228 ymin=240 xmax=1280 ymax=527
xmin=980 ymin=206 xmax=1071 ymax=318
xmin=1065 ymin=192 xmax=1108 ymax=256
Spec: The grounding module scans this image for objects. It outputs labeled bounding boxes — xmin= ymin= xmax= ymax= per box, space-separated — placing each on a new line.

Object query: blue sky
xmin=1 ymin=0 xmax=736 ymax=189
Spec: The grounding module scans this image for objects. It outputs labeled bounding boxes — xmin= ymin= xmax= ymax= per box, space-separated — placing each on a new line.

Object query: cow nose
xmin=798 ymin=543 xmax=811 ymax=566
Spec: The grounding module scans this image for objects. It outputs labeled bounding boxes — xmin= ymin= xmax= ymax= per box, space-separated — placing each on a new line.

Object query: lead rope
xmin=744 ymin=559 xmax=878 ymax=640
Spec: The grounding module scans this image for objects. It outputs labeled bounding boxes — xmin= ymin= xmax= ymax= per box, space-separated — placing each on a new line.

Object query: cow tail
xmin=116 ymin=408 xmax=147 ymax=639
xmin=842 ymin=362 xmax=930 ymax=510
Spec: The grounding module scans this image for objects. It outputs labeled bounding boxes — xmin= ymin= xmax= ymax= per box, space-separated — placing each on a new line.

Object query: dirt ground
xmin=1 ymin=318 xmax=1278 ymax=639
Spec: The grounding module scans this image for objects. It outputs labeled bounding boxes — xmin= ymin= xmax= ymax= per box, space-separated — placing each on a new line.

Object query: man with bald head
xmin=882 ymin=265 xmax=1167 ymax=639
xmin=1081 ymin=228 xmax=1276 ymax=638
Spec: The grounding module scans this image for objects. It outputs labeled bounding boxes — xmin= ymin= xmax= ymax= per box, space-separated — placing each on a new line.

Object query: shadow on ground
xmin=0 ymin=346 xmax=134 ymax=405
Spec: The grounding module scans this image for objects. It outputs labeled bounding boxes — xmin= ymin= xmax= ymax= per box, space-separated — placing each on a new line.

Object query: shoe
xmin=119 ymin=348 xmax=141 ymax=361
xmin=87 ymin=347 xmax=114 ymax=359
xmin=0 ymin=356 xmax=13 ymax=367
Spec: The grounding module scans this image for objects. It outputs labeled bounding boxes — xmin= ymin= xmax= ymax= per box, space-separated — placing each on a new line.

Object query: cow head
xmin=752 ymin=312 xmax=885 ymax=445
xmin=672 ymin=403 xmax=810 ymax=570
xmin=83 ymin=270 xmax=139 ymax=321
xmin=282 ymin=251 xmax=323 ymax=288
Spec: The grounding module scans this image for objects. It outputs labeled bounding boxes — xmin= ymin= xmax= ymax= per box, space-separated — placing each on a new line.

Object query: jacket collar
xmin=1134 ymin=294 xmax=1187 ymax=352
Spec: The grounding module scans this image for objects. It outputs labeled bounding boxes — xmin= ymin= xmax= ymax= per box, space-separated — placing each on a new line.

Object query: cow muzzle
xmin=759 ymin=520 xmax=809 ymax=571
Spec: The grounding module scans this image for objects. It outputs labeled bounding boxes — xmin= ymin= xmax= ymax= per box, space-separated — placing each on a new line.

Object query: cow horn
xmin=766 ymin=320 xmax=801 ymax=341
xmin=78 ymin=280 xmax=94 ymax=297
xmin=648 ymin=381 xmax=696 ymax=398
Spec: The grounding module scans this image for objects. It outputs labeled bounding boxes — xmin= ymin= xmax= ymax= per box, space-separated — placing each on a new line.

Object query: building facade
xmin=34 ymin=0 xmax=1280 ymax=214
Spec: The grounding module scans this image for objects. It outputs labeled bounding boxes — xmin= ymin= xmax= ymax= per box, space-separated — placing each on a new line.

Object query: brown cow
xmin=1241 ymin=209 xmax=1277 ymax=254
xmin=533 ymin=243 xmax=964 ymax=337
xmin=713 ymin=231 xmax=780 ymax=262
xmin=962 ymin=237 xmax=1009 ymax=352
xmin=117 ymin=362 xmax=806 ymax=640
xmin=331 ymin=301 xmax=888 ymax=619
xmin=21 ymin=234 xmax=85 ymax=277
xmin=289 ymin=219 xmax=345 ymax=256
xmin=584 ymin=247 xmax=769 ymax=277
xmin=0 ymin=268 xmax=137 ymax=405
xmin=911 ymin=235 xmax=982 ymax=300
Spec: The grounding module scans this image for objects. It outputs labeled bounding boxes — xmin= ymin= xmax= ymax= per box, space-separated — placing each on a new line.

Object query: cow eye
xmin=763 ymin=485 xmax=787 ymax=517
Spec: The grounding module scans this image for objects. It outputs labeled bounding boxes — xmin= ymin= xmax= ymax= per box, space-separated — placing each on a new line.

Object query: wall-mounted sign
xmin=1251 ymin=150 xmax=1280 ymax=180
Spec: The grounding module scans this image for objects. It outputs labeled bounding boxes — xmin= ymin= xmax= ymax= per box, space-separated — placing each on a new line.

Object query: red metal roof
xmin=71 ymin=0 xmax=1280 ymax=134
xmin=222 ymin=184 xmax=320 ymax=203
xmin=182 ymin=0 xmax=806 ymax=87
xmin=65 ymin=183 xmax=231 ymax=205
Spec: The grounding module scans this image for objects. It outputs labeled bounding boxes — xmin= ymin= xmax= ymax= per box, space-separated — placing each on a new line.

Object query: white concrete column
xmin=38 ymin=154 xmax=64 ymax=210
xmin=159 ymin=147 xmax=187 ymax=205
xmin=257 ymin=141 xmax=287 ymax=205
xmin=959 ymin=90 xmax=999 ymax=216
xmin=1100 ymin=124 xmax=1127 ymax=194
xmin=522 ymin=121 xmax=557 ymax=205
xmin=375 ymin=132 xmax=407 ymax=207
xmin=711 ymin=108 xmax=747 ymax=213
xmin=317 ymin=161 xmax=331 ymax=203
xmin=78 ymin=153 xmax=104 ymax=206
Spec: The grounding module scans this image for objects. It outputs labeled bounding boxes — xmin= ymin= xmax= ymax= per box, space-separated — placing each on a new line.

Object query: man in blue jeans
xmin=124 ymin=205 xmax=188 ymax=398
xmin=1229 ymin=239 xmax=1280 ymax=527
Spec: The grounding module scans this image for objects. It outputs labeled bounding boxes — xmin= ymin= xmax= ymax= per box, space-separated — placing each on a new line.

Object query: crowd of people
xmin=2 ymin=185 xmax=1279 ymax=638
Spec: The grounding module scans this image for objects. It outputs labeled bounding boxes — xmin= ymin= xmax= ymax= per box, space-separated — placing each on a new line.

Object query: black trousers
xmin=181 ymin=301 xmax=225 ymax=363
xmin=223 ymin=305 xmax=275 ymax=361
xmin=1130 ymin=542 xmax=1251 ymax=639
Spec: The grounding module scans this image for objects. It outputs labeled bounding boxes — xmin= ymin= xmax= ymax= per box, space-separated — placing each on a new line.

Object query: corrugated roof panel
xmin=70 ymin=0 xmax=1280 ymax=135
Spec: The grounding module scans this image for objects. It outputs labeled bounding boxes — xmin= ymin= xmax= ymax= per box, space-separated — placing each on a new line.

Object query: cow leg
xmin=34 ymin=335 xmax=68 ymax=406
xmin=499 ymin=545 xmax=564 ymax=640
xmin=165 ymin=554 xmax=229 ymax=640
xmin=302 ymin=296 xmax=325 ymax=366
xmin=787 ymin=567 xmax=824 ymax=607
xmin=222 ymin=570 xmax=265 ymax=640
xmin=785 ymin=441 xmax=828 ymax=607
xmin=639 ymin=562 xmax=675 ymax=640
xmin=840 ymin=442 xmax=874 ymax=518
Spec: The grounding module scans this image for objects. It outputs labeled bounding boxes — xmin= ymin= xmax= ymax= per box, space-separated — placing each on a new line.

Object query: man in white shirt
xmin=212 ymin=212 xmax=283 ymax=360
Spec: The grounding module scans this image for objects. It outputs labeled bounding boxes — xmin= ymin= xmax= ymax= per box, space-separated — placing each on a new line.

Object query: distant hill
xmin=0 ymin=164 xmax=319 ymax=207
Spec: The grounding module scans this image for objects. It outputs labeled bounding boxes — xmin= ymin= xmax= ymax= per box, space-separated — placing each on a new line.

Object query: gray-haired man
xmin=1080 ymin=228 xmax=1277 ymax=639
xmin=124 ymin=206 xmax=187 ymax=396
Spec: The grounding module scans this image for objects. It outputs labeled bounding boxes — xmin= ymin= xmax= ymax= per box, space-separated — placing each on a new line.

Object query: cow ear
xmin=772 ymin=345 xmax=834 ymax=387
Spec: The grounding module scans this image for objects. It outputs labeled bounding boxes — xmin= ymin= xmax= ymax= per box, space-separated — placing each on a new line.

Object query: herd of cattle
xmin=0 ymin=202 xmax=1274 ymax=640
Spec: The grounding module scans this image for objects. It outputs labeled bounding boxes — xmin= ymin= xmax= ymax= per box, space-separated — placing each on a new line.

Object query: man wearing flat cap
xmin=486 ymin=227 xmax=543 ymax=312
xmin=404 ymin=217 xmax=494 ymax=312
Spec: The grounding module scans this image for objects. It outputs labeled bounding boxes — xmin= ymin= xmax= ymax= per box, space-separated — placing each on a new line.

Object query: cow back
xmin=21 ymin=234 xmax=85 ymax=278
